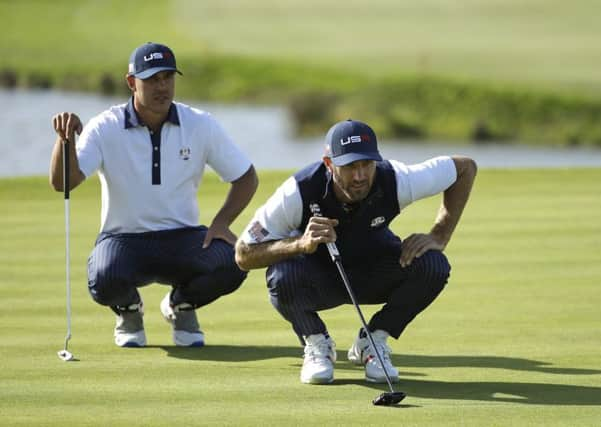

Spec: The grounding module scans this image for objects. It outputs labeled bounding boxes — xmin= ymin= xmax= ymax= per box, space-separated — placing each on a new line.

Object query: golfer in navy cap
xmin=236 ymin=119 xmax=477 ymax=384
xmin=50 ymin=42 xmax=258 ymax=348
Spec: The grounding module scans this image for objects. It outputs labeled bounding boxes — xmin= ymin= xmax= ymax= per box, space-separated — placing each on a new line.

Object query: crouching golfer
xmin=50 ymin=42 xmax=258 ymax=348
xmin=235 ymin=119 xmax=476 ymax=384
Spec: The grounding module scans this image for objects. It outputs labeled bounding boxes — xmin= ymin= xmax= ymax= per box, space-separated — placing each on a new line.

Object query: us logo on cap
xmin=325 ymin=119 xmax=382 ymax=166
xmin=128 ymin=42 xmax=183 ymax=80
xmin=340 ymin=134 xmax=372 ymax=145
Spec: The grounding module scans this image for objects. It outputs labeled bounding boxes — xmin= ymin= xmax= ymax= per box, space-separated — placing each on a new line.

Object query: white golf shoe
xmin=113 ymin=301 xmax=146 ymax=348
xmin=160 ymin=292 xmax=204 ymax=347
xmin=301 ymin=334 xmax=336 ymax=384
xmin=347 ymin=328 xmax=399 ymax=383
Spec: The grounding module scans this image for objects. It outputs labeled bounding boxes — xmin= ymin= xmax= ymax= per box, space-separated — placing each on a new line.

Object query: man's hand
xmin=49 ymin=112 xmax=86 ymax=192
xmin=400 ymin=156 xmax=477 ymax=267
xmin=52 ymin=112 xmax=83 ymax=142
xmin=400 ymin=233 xmax=445 ymax=267
xmin=299 ymin=216 xmax=339 ymax=254
xmin=203 ymin=220 xmax=237 ymax=248
xmin=234 ymin=216 xmax=339 ymax=271
xmin=204 ymin=165 xmax=258 ymax=249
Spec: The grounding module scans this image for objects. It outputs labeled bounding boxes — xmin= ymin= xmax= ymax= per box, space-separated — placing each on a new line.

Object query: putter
xmin=57 ymin=138 xmax=75 ymax=362
xmin=310 ymin=204 xmax=406 ymax=406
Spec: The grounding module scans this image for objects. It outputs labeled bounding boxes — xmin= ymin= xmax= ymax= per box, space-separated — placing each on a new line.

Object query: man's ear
xmin=125 ymin=75 xmax=136 ymax=92
xmin=322 ymin=156 xmax=333 ymax=170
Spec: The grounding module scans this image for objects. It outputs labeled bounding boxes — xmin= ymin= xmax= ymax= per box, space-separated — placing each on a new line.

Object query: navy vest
xmin=294 ymin=161 xmax=402 ymax=264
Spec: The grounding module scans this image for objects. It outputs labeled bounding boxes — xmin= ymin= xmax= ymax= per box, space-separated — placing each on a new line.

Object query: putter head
xmin=372 ymin=391 xmax=407 ymax=406
xmin=57 ymin=349 xmax=75 ymax=362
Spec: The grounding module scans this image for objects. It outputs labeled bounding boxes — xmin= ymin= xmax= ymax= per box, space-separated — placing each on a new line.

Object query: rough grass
xmin=0 ymin=169 xmax=600 ymax=426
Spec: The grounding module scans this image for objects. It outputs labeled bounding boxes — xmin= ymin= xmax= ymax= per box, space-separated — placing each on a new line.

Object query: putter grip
xmin=309 ymin=203 xmax=340 ymax=261
xmin=63 ymin=139 xmax=70 ymax=200
xmin=326 ymin=242 xmax=340 ymax=259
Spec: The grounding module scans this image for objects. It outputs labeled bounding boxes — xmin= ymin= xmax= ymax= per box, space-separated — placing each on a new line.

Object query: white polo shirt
xmin=76 ymin=100 xmax=252 ymax=233
xmin=241 ymin=156 xmax=457 ymax=244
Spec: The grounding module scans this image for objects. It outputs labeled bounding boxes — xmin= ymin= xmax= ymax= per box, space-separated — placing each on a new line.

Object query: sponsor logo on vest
xmin=370 ymin=216 xmax=385 ymax=227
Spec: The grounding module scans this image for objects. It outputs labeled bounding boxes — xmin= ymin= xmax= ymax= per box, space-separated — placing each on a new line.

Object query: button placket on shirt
xmin=150 ymin=128 xmax=162 ymax=185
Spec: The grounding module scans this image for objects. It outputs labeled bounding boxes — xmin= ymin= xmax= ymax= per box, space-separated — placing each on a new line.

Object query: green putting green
xmin=0 ymin=169 xmax=600 ymax=426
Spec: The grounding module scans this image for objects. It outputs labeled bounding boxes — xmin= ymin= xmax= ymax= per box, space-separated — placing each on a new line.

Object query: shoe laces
xmin=362 ymin=333 xmax=392 ymax=365
xmin=372 ymin=341 xmax=393 ymax=363
xmin=304 ymin=337 xmax=335 ymax=362
xmin=115 ymin=309 xmax=144 ymax=333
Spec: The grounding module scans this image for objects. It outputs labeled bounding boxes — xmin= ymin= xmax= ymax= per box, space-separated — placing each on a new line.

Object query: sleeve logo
xmin=248 ymin=221 xmax=270 ymax=242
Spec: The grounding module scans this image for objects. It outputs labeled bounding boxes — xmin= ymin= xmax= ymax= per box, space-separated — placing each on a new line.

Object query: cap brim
xmin=133 ymin=67 xmax=183 ymax=80
xmin=331 ymin=152 xmax=382 ymax=166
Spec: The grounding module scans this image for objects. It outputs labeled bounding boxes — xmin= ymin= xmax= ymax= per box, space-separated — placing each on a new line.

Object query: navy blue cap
xmin=324 ymin=119 xmax=382 ymax=166
xmin=127 ymin=42 xmax=182 ymax=79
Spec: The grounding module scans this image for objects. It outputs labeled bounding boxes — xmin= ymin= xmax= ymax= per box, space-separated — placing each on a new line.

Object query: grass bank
xmin=2 ymin=1 xmax=601 ymax=146
xmin=1 ymin=170 xmax=600 ymax=426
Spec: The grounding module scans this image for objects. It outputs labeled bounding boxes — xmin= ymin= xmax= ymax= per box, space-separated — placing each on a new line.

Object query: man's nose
xmin=157 ymin=77 xmax=169 ymax=88
xmin=353 ymin=166 xmax=367 ymax=181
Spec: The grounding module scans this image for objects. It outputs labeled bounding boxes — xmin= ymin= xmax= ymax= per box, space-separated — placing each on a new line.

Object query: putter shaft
xmin=310 ymin=203 xmax=406 ymax=403
xmin=58 ymin=138 xmax=74 ymax=361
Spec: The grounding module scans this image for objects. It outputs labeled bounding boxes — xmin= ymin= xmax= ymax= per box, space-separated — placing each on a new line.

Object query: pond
xmin=1 ymin=88 xmax=600 ymax=178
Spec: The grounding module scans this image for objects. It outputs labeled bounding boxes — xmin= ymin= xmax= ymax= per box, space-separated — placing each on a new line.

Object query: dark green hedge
xmin=3 ymin=54 xmax=601 ymax=146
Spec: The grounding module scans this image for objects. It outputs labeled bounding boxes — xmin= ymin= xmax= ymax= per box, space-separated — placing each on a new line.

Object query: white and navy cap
xmin=127 ymin=42 xmax=182 ymax=80
xmin=324 ymin=119 xmax=382 ymax=166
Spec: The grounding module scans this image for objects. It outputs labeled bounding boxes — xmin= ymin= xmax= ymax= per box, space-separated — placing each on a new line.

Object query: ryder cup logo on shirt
xmin=179 ymin=147 xmax=191 ymax=160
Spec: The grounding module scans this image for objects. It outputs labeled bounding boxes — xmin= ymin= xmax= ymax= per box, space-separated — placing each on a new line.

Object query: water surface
xmin=1 ymin=89 xmax=600 ymax=177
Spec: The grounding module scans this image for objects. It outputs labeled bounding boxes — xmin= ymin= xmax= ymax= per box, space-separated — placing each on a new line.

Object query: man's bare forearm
xmin=430 ymin=156 xmax=477 ymax=246
xmin=235 ymin=237 xmax=306 ymax=271
xmin=211 ymin=165 xmax=258 ymax=228
xmin=49 ymin=136 xmax=85 ymax=192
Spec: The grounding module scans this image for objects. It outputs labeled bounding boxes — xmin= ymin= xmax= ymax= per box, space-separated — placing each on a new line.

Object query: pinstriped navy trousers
xmin=87 ymin=226 xmax=246 ymax=308
xmin=266 ymin=249 xmax=450 ymax=340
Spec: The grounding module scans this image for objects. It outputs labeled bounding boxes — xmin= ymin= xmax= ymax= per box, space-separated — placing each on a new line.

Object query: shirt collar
xmin=123 ymin=97 xmax=180 ymax=129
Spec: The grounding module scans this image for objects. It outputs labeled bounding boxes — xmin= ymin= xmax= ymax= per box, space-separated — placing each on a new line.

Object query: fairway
xmin=1 ymin=169 xmax=600 ymax=426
